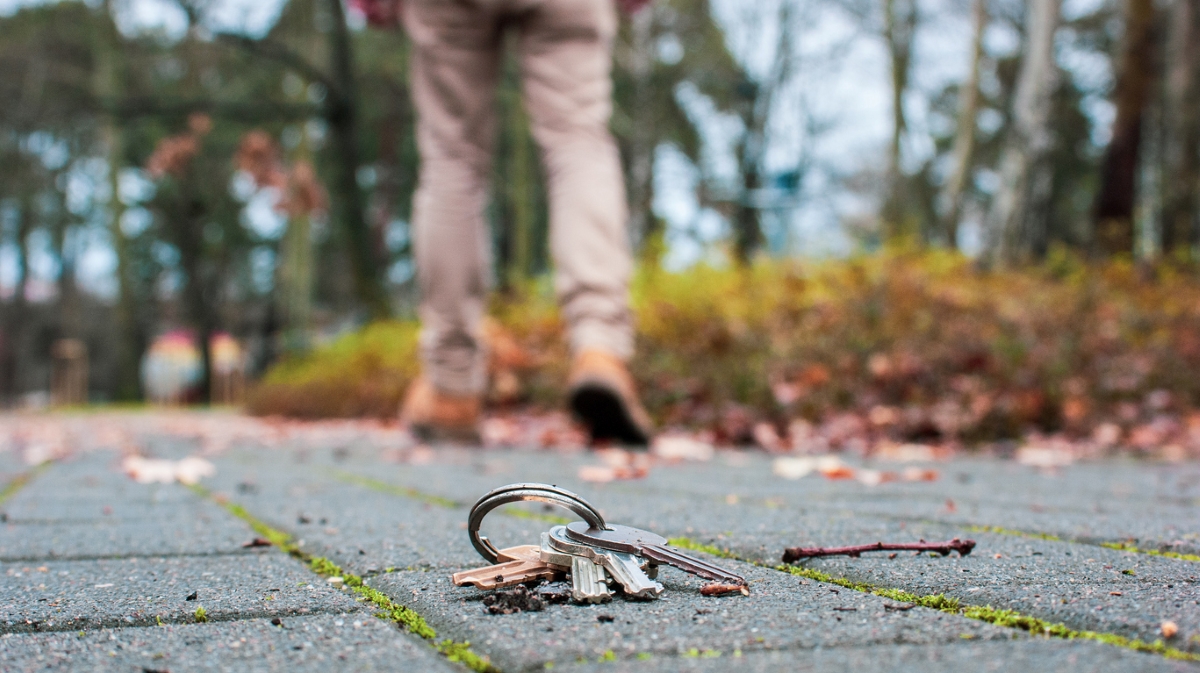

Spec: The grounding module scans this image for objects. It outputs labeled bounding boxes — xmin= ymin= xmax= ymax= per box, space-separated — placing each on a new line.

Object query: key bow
xmin=468 ymin=482 xmax=607 ymax=563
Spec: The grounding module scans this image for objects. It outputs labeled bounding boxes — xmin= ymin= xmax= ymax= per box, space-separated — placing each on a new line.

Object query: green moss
xmin=193 ymin=607 xmax=208 ymax=623
xmin=1121 ymin=569 xmax=1136 ymax=576
xmin=598 ymin=650 xmax=616 ymax=662
xmin=667 ymin=537 xmax=739 ymax=559
xmin=191 ymin=485 xmax=495 ymax=672
xmin=333 ymin=472 xmax=459 ymax=508
xmin=965 ymin=525 xmax=1061 ymax=541
xmin=1101 ymin=542 xmax=1200 ymax=563
xmin=636 ymin=652 xmax=653 ymax=661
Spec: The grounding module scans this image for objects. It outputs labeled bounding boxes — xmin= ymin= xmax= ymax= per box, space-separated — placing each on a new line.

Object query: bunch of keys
xmin=451 ymin=483 xmax=747 ymax=603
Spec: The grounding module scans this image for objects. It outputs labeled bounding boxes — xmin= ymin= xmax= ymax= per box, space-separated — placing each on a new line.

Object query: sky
xmin=0 ymin=0 xmax=1113 ymax=298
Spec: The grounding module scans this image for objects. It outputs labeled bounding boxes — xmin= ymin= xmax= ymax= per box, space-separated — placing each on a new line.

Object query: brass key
xmin=452 ymin=545 xmax=567 ymax=590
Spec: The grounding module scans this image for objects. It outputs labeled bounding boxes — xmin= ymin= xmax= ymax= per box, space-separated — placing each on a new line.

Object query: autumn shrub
xmin=247 ymin=250 xmax=1200 ymax=453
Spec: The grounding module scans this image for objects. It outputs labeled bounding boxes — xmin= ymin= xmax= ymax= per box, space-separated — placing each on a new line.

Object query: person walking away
xmin=365 ymin=0 xmax=654 ymax=445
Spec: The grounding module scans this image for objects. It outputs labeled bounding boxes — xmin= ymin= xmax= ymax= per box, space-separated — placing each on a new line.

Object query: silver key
xmin=564 ymin=521 xmax=746 ymax=586
xmin=540 ymin=531 xmax=612 ymax=603
xmin=547 ymin=526 xmax=663 ymax=600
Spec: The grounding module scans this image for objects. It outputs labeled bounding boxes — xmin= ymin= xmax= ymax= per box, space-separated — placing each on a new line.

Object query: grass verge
xmin=670 ymin=537 xmax=1200 ymax=663
xmin=187 ymin=484 xmax=497 ymax=672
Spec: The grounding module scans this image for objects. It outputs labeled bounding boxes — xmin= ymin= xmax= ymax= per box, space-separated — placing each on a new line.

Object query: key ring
xmin=468 ymin=483 xmax=608 ymax=563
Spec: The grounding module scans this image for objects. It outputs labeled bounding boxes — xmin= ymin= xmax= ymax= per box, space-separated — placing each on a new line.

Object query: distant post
xmin=50 ymin=339 xmax=88 ymax=407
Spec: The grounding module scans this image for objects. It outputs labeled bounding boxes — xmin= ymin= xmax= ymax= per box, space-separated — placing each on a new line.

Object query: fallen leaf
xmin=652 ymin=435 xmax=714 ymax=462
xmin=241 ymin=538 xmax=272 ymax=548
xmin=1016 ymin=445 xmax=1075 ymax=468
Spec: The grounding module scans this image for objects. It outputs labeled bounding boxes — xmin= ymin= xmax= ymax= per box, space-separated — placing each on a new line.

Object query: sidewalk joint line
xmin=668 ymin=537 xmax=1200 ymax=663
xmin=186 ymin=484 xmax=497 ymax=673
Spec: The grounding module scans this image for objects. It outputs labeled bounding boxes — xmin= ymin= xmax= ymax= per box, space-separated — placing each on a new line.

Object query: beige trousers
xmin=404 ymin=0 xmax=634 ymax=396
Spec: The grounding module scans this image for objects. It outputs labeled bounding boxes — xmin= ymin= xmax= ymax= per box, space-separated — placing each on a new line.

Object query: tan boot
xmin=400 ymin=377 xmax=482 ymax=443
xmin=567 ymin=350 xmax=654 ymax=446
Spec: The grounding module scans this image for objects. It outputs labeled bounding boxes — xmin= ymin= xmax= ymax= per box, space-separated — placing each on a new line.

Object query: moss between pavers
xmin=333 ymin=472 xmax=460 ymax=508
xmin=964 ymin=525 xmax=1062 ymax=541
xmin=189 ymin=485 xmax=497 ymax=673
xmin=336 ymin=472 xmax=575 ymax=525
xmin=1100 ymin=542 xmax=1200 ymax=563
xmin=967 ymin=524 xmax=1200 ymax=564
xmin=0 ymin=461 xmax=52 ymax=505
xmin=669 ymin=536 xmax=1200 ymax=663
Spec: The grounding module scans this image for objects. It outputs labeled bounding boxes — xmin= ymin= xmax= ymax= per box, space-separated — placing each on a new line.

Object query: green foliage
xmin=245 ymin=321 xmax=421 ymax=418
xmin=193 ymin=607 xmax=208 ymax=623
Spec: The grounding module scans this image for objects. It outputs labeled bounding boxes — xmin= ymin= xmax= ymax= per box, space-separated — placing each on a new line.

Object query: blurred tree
xmin=1160 ymin=0 xmax=1200 ymax=259
xmin=986 ymin=0 xmax=1061 ymax=264
xmin=612 ymin=0 xmax=741 ymax=262
xmin=880 ymin=0 xmax=918 ymax=242
xmin=939 ymin=0 xmax=987 ymax=248
xmin=1093 ymin=0 xmax=1159 ymax=257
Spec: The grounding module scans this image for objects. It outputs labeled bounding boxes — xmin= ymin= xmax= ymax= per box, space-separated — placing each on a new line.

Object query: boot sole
xmin=569 ymin=383 xmax=650 ymax=447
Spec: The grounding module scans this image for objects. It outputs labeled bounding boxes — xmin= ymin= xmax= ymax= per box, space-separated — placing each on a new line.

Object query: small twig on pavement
xmin=782 ymin=538 xmax=976 ymax=563
xmin=701 ymin=583 xmax=750 ymax=596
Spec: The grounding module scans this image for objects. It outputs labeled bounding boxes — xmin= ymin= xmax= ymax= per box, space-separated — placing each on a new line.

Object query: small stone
xmin=1162 ymin=621 xmax=1179 ymax=638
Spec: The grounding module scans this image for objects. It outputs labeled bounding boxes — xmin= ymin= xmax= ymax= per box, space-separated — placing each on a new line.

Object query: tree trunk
xmin=985 ymin=0 xmax=1061 ymax=264
xmin=881 ymin=0 xmax=917 ymax=242
xmin=627 ymin=6 xmax=658 ymax=258
xmin=326 ymin=0 xmax=389 ymax=318
xmin=1093 ymin=0 xmax=1158 ymax=257
xmin=96 ymin=0 xmax=142 ymax=400
xmin=940 ymin=0 xmax=987 ymax=248
xmin=1160 ymin=0 xmax=1200 ymax=259
xmin=734 ymin=129 xmax=764 ymax=265
xmin=1 ymin=197 xmax=33 ymax=403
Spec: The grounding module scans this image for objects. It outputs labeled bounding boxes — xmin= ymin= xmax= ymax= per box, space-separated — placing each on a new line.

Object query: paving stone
xmin=557 ymin=639 xmax=1198 ymax=673
xmin=327 ymin=454 xmax=1200 ymax=656
xmin=0 ymin=613 xmax=466 ymax=672
xmin=1 ymin=452 xmax=224 ymax=527
xmin=331 ymin=451 xmax=1200 ymax=555
xmin=0 ymin=553 xmax=365 ymax=633
xmin=0 ymin=514 xmax=262 ymax=563
xmin=204 ymin=455 xmax=560 ymax=577
xmin=368 ymin=563 xmax=1018 ymax=673
xmin=694 ymin=520 xmax=1200 ymax=653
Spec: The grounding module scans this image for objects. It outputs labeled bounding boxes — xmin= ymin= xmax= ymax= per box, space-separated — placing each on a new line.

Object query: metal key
xmin=546 ymin=526 xmax=663 ymax=600
xmin=540 ymin=531 xmax=613 ymax=603
xmin=452 ymin=545 xmax=567 ymax=590
xmin=564 ymin=521 xmax=746 ymax=586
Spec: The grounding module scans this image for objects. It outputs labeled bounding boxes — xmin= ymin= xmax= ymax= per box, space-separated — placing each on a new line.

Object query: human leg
xmin=517 ymin=0 xmax=651 ymax=444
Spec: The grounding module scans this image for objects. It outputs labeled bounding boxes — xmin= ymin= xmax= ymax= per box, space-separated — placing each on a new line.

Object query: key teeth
xmin=570 ymin=556 xmax=612 ymax=604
